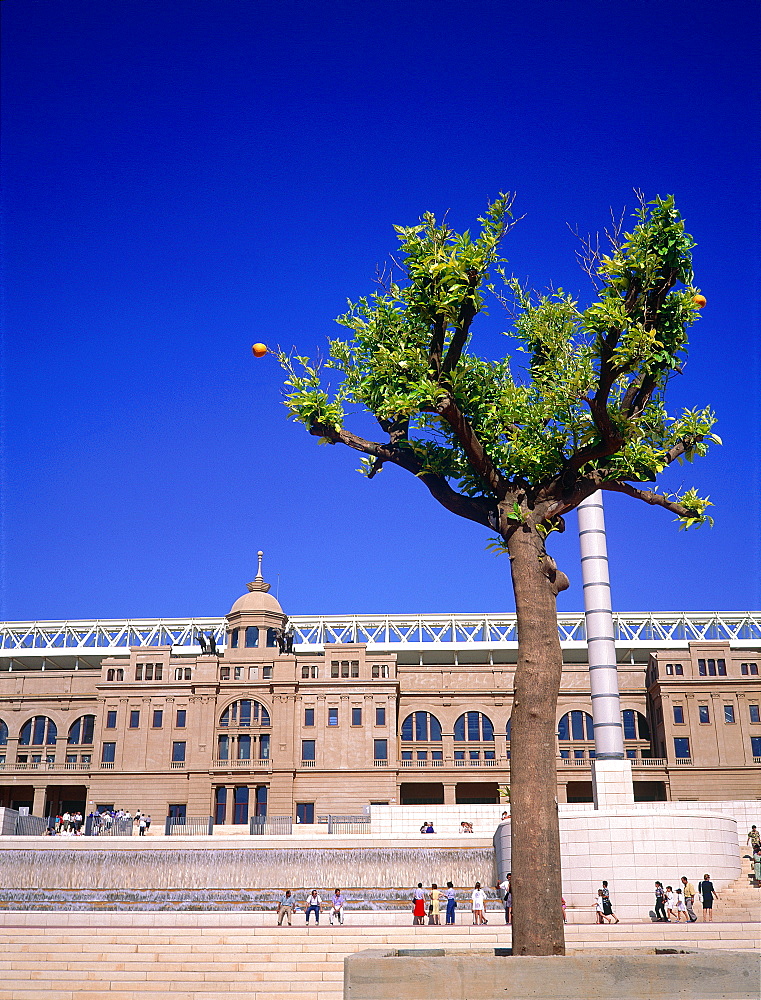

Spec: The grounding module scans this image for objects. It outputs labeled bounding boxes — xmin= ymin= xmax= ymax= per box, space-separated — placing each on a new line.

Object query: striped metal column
xmin=577 ymin=492 xmax=625 ymax=760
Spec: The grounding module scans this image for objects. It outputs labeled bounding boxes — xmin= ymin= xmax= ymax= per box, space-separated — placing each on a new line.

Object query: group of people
xmin=418 ymin=820 xmax=474 ymax=834
xmin=654 ymin=876 xmax=716 ymax=922
xmin=46 ymin=811 xmax=85 ymax=835
xmin=412 ymin=882 xmax=490 ymax=925
xmin=276 ymin=888 xmax=345 ymax=926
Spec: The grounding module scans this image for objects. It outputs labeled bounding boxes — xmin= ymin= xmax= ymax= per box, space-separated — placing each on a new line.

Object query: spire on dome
xmin=246 ymin=551 xmax=271 ymax=593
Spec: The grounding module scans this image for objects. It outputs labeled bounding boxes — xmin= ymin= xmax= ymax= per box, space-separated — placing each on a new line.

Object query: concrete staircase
xmin=0 ymin=909 xmax=759 ymax=1000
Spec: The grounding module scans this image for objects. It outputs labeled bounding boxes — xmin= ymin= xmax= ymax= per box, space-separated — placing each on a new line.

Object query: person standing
xmin=600 ymin=881 xmax=619 ymax=924
xmin=698 ymin=874 xmax=718 ymax=922
xmin=412 ymin=883 xmax=426 ymax=925
xmin=594 ymin=890 xmax=607 ymax=923
xmin=445 ymin=881 xmax=457 ymax=925
xmin=654 ymin=882 xmax=668 ymax=921
xmin=329 ymin=889 xmax=345 ymax=925
xmin=747 ymin=825 xmax=760 ymax=851
xmin=428 ymin=883 xmax=440 ymax=925
xmin=305 ymin=888 xmax=322 ymax=925
xmin=674 ymin=888 xmax=689 ymax=921
xmin=471 ymin=882 xmax=488 ymax=925
xmin=277 ymin=889 xmax=294 ymax=926
xmin=665 ymin=886 xmax=677 ymax=921
xmin=498 ymin=873 xmax=511 ymax=924
xmin=680 ymin=877 xmax=698 ymax=922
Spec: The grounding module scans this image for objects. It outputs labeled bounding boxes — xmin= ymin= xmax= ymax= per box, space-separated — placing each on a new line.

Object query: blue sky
xmin=2 ymin=0 xmax=759 ymax=621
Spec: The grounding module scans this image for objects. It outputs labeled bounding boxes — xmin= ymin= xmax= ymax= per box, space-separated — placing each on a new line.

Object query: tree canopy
xmin=280 ymin=193 xmax=718 ymax=545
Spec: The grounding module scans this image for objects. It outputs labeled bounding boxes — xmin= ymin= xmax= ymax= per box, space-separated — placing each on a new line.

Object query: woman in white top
xmin=471 ymin=882 xmax=488 ymax=925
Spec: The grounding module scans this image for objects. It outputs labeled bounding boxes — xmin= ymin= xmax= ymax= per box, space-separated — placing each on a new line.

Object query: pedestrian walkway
xmin=0 ymin=903 xmax=758 ymax=1000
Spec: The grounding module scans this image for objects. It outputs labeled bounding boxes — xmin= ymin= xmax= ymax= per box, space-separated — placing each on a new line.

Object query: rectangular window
xmin=176 ymin=709 xmax=186 ymax=728
xmin=172 ymin=741 xmax=186 ymax=763
xmin=304 ymin=708 xmax=315 ymax=727
xmin=351 ymin=660 xmax=359 ymax=677
xmin=723 ymin=705 xmax=735 ymax=724
xmin=698 ymin=705 xmax=710 ymax=724
xmin=144 ymin=664 xmax=153 ymax=680
xmin=750 ymin=705 xmax=760 ymax=724
xmin=751 ymin=736 xmax=761 ymax=757
xmin=296 ymin=802 xmax=314 ymax=824
xmin=352 ymin=707 xmax=362 ymax=726
xmin=626 ymin=748 xmax=637 ymax=759
xmin=717 ymin=659 xmax=726 ymax=676
xmin=302 ymin=666 xmax=310 ymax=679
xmin=230 ymin=629 xmax=239 ymax=648
xmin=101 ymin=742 xmax=116 ymax=763
xmin=259 ymin=734 xmax=270 ymax=759
xmin=673 ymin=705 xmax=684 ymax=724
xmin=331 ymin=661 xmax=339 ymax=678
xmin=674 ymin=737 xmax=691 ymax=759
xmin=155 ymin=664 xmax=163 ymax=680
xmin=707 ymin=659 xmax=717 ymax=676
xmin=135 ymin=665 xmax=143 ymax=681
xmin=375 ymin=706 xmax=386 ymax=726
xmin=666 ymin=664 xmax=673 ymax=675
xmin=675 ymin=664 xmax=683 ymax=675
xmin=372 ymin=664 xmax=389 ymax=678
xmin=214 ymin=787 xmax=227 ymax=825
xmin=262 ymin=665 xmax=272 ymax=679
xmin=328 ymin=708 xmax=338 ymax=726
xmin=233 ymin=786 xmax=249 ymax=825
xmin=234 ymin=666 xmax=243 ymax=680
xmin=106 ymin=710 xmax=117 ymax=729
xmin=301 ymin=739 xmax=315 ymax=762
xmin=219 ymin=666 xmax=230 ymax=680
xmin=129 ymin=710 xmax=140 ymax=728
xmin=152 ymin=710 xmax=163 ymax=728
xmin=248 ymin=666 xmax=258 ymax=680
xmin=752 ymin=663 xmax=759 ymax=676
xmin=341 ymin=660 xmax=349 ymax=678
xmin=245 ymin=626 xmax=258 ymax=648
xmin=698 ymin=659 xmax=707 ymax=676
xmin=741 ymin=663 xmax=748 ymax=675
xmin=374 ymin=738 xmax=388 ymax=761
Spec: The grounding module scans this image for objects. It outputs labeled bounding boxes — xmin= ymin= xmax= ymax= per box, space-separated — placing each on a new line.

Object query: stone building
xmin=0 ymin=569 xmax=758 ymax=824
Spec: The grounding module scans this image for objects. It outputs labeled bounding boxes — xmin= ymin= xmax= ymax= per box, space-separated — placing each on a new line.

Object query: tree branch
xmin=307 ymin=420 xmax=495 ymax=529
xmin=427 ymin=395 xmax=505 ymax=496
xmin=599 ymin=480 xmax=695 ymax=518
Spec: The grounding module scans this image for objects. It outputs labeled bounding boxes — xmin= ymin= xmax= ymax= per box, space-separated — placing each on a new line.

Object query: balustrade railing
xmin=250 ymin=815 xmax=292 ymax=836
xmin=164 ymin=815 xmax=213 ymax=836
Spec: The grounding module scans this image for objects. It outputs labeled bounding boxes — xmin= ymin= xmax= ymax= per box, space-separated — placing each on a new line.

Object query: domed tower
xmin=225 ymin=552 xmax=289 ymax=660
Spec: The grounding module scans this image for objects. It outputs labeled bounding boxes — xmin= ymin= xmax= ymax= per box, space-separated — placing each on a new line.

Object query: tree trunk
xmin=507 ymin=525 xmax=566 ymax=955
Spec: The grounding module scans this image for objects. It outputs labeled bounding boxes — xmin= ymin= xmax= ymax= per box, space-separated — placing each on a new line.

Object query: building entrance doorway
xmin=45 ymin=786 xmax=87 ymax=816
xmin=400 ymin=782 xmax=444 ymax=805
xmin=455 ymin=782 xmax=499 ymax=804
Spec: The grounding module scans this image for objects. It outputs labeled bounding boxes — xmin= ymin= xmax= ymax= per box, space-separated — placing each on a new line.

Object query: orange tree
xmin=278 ymin=194 xmax=717 ymax=954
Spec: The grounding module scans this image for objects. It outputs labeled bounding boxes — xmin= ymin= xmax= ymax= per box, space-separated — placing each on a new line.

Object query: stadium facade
xmin=0 ymin=571 xmax=759 ymax=824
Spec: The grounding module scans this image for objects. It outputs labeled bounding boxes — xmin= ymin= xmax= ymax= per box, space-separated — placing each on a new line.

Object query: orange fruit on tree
xmin=693 ymin=294 xmax=706 ymax=309
xmin=251 ymin=343 xmax=268 ymax=357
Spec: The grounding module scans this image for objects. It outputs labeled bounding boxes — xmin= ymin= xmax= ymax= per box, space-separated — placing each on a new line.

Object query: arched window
xmin=557 ymin=711 xmax=594 ymax=741
xmin=0 ymin=719 xmax=7 ymax=746
xmin=505 ymin=718 xmax=511 ymax=741
xmin=454 ymin=712 xmax=494 ymax=742
xmin=68 ymin=715 xmax=95 ymax=745
xmin=400 ymin=712 xmax=442 ymax=742
xmin=107 ymin=669 xmax=115 ymax=681
xmin=245 ymin=626 xmax=259 ymax=648
xmin=19 ymin=716 xmax=58 ymax=746
xmin=116 ymin=669 xmax=124 ymax=681
xmin=622 ymin=710 xmax=650 ymax=741
xmin=219 ymin=699 xmax=271 ymax=727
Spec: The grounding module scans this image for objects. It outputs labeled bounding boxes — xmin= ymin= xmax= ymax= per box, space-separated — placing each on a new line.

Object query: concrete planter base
xmin=344 ymin=948 xmax=760 ymax=999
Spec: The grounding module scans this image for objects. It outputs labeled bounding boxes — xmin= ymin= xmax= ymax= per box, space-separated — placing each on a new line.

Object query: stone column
xmin=577 ymin=492 xmax=634 ymax=806
xmin=32 ymin=786 xmax=46 ymax=817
